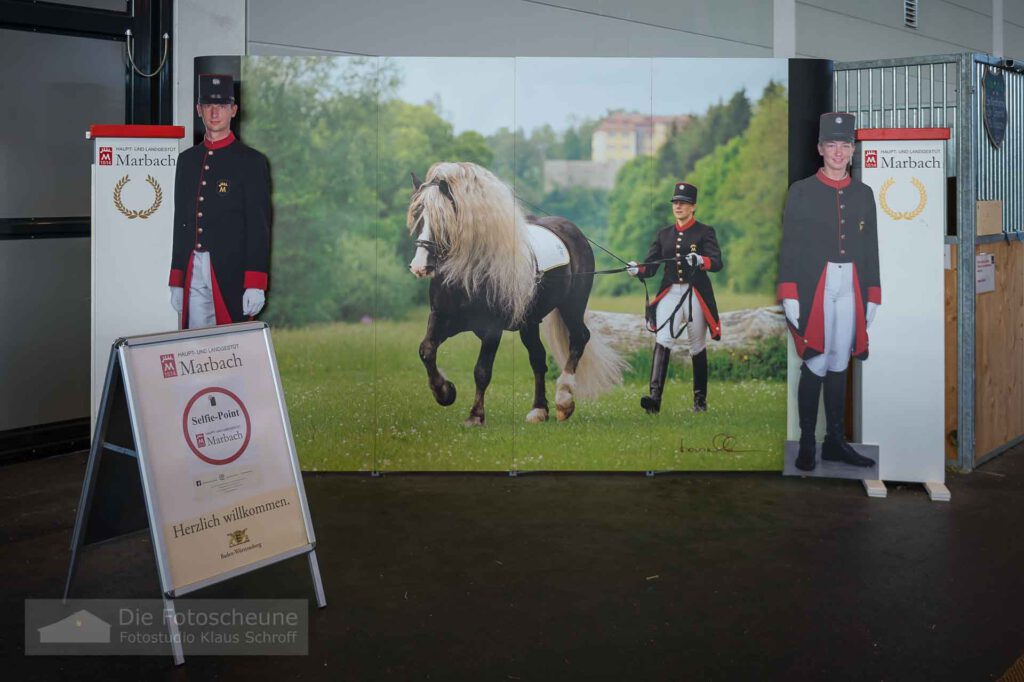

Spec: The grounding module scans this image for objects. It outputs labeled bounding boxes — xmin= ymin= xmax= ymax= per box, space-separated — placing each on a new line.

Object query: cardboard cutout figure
xmin=169 ymin=74 xmax=271 ymax=329
xmin=778 ymin=112 xmax=881 ymax=471
xmin=629 ymin=182 xmax=723 ymax=414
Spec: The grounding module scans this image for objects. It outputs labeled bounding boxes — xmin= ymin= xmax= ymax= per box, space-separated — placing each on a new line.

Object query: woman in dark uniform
xmin=628 ymin=182 xmax=723 ymax=413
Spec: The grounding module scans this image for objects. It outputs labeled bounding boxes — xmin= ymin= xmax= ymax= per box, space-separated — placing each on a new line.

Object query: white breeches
xmin=655 ymin=283 xmax=707 ymax=353
xmin=805 ymin=262 xmax=855 ymax=377
xmin=188 ymin=251 xmax=216 ymax=329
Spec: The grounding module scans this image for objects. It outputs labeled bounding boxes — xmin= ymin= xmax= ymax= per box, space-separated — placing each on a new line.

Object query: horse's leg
xmin=420 ymin=312 xmax=457 ymax=406
xmin=464 ymin=329 xmax=502 ymax=427
xmin=519 ymin=323 xmax=549 ymax=423
xmin=555 ymin=307 xmax=591 ymax=422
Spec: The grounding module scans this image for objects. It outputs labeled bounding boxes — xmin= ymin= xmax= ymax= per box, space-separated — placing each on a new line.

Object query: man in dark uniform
xmin=169 ymin=74 xmax=271 ymax=328
xmin=778 ymin=112 xmax=881 ymax=472
xmin=627 ymin=182 xmax=723 ymax=413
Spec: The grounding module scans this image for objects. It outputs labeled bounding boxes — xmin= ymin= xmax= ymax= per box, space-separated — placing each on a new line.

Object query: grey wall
xmin=246 ymin=0 xmax=773 ymax=57
xmin=244 ymin=0 xmax=1020 ymax=60
xmin=795 ymin=0 xmax=1016 ymax=60
xmin=0 ymin=239 xmax=90 ymax=431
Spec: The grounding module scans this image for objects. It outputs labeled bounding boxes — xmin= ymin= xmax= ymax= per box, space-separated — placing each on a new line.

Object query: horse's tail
xmin=541 ymin=309 xmax=625 ymax=399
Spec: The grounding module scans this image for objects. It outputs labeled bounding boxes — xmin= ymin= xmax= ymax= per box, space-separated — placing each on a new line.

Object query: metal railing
xmin=834 ymin=55 xmax=960 ymax=176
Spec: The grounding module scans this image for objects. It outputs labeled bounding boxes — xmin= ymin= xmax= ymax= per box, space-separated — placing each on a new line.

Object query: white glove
xmin=866 ymin=302 xmax=878 ymax=329
xmin=170 ymin=286 xmax=183 ymax=313
xmin=782 ymin=298 xmax=799 ymax=327
xmin=684 ymin=252 xmax=704 ymax=268
xmin=242 ymin=288 xmax=265 ymax=316
xmin=626 ymin=260 xmax=640 ymax=277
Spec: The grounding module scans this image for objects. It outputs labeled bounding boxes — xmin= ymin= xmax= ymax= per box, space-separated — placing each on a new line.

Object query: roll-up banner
xmin=88 ymin=125 xmax=185 ymax=430
xmin=855 ymin=129 xmax=950 ymax=487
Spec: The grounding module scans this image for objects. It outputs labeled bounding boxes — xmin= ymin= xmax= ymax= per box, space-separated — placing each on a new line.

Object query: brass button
xmin=840 ymin=249 xmax=846 ymax=255
xmin=196 ymin=243 xmax=202 ymax=249
xmin=204 ymin=165 xmax=210 ymax=170
xmin=208 ymin=150 xmax=214 ymax=156
xmin=838 ymin=190 xmax=844 ymax=195
xmin=841 ymin=219 xmax=845 ymax=224
xmin=201 ymin=181 xmax=207 ymax=186
xmin=840 ymin=234 xmax=845 ymax=239
xmin=199 ymin=196 xmax=204 ymax=202
xmin=198 ymin=227 xmax=203 ymax=234
xmin=198 ymin=212 xmax=203 ymax=217
xmin=840 ymin=204 xmax=845 ymax=209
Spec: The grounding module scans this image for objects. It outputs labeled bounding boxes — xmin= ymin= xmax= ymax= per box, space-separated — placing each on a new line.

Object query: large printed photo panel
xmin=238 ymin=55 xmax=797 ymax=472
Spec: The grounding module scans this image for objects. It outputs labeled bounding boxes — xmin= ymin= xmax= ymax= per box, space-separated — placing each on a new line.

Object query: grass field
xmin=273 ymin=307 xmax=786 ymax=473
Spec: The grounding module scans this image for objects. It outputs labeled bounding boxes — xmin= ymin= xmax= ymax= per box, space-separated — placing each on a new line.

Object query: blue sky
xmin=391 ymin=57 xmax=788 ymax=136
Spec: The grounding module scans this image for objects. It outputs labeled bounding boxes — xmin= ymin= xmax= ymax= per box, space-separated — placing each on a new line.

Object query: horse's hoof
xmin=556 ymin=403 xmax=575 ymax=421
xmin=525 ymin=408 xmax=549 ymax=424
xmin=433 ymin=381 xmax=457 ymax=406
xmin=463 ymin=415 xmax=484 ymax=427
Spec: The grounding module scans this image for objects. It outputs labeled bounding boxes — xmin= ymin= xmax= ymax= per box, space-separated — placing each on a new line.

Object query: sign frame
xmin=853 ymin=127 xmax=952 ymax=501
xmin=64 ymin=322 xmax=326 ymax=665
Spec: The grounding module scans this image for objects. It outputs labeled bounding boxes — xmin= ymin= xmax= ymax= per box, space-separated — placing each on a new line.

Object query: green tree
xmin=602 ymin=157 xmax=662 ymax=294
xmin=541 ymin=186 xmax=610 ymax=241
xmin=687 ymin=81 xmax=787 ymax=293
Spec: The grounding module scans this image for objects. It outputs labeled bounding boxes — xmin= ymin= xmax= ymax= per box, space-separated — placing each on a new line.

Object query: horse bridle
xmin=410 ymin=173 xmax=459 ymax=272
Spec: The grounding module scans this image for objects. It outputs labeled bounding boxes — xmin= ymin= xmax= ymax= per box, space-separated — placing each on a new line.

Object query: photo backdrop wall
xmin=236 ymin=56 xmax=791 ymax=472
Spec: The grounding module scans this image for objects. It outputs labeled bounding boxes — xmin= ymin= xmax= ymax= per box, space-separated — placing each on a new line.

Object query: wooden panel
xmin=945 ymin=244 xmax=957 ymax=461
xmin=975 ymin=241 xmax=1024 ymax=457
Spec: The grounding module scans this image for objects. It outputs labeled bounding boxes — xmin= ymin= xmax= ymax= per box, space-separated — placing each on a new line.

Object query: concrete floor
xmin=1 ymin=448 xmax=1021 ymax=680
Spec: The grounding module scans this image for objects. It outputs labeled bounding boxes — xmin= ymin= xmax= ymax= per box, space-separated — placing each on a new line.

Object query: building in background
xmin=591 ymin=113 xmax=690 ymax=162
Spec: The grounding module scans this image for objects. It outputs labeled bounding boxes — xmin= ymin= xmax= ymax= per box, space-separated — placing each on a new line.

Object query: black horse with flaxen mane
xmin=407 ymin=161 xmax=623 ymax=426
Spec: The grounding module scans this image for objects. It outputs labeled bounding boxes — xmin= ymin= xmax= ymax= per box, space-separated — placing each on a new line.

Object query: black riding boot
xmin=641 ymin=344 xmax=671 ymax=414
xmin=691 ymin=349 xmax=708 ymax=412
xmin=795 ymin=364 xmax=823 ymax=471
xmin=821 ymin=370 xmax=876 ymax=467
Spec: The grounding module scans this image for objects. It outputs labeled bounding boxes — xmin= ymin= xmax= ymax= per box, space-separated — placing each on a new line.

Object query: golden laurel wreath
xmin=113 ymin=174 xmax=163 ymax=219
xmin=879 ymin=176 xmax=927 ymax=221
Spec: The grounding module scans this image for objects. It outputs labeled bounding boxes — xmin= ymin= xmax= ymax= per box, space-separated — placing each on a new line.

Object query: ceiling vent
xmin=905 ymin=0 xmax=919 ymax=29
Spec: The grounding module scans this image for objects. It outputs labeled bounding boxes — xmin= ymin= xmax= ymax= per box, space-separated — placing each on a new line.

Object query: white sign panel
xmin=976 ymin=253 xmax=996 ymax=294
xmin=91 ymin=132 xmax=181 ymax=429
xmin=857 ymin=138 xmax=947 ymax=484
xmin=120 ymin=324 xmax=313 ymax=592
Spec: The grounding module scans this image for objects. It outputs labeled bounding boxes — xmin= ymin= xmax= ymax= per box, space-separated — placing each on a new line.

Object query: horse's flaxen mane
xmin=408 ymin=162 xmax=537 ymax=325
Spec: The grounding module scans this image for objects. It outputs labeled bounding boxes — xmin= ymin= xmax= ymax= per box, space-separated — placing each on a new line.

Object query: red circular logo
xmin=182 ymin=387 xmax=251 ymax=465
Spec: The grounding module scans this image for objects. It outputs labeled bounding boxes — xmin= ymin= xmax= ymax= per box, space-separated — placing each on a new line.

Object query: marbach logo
xmin=196 ymin=433 xmax=207 ymax=448
xmin=865 ymin=150 xmax=878 ymax=168
xmin=160 ymin=354 xmax=177 ymax=378
xmin=99 ymin=147 xmax=113 ymax=166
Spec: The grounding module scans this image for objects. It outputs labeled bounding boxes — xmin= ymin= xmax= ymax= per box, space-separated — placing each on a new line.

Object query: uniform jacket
xmin=637 ymin=217 xmax=723 ymax=339
xmin=168 ymin=133 xmax=271 ymax=328
xmin=777 ymin=170 xmax=881 ymax=360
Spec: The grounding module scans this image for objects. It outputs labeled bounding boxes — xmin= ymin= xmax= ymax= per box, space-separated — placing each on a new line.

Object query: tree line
xmin=242 ymin=57 xmax=784 ymax=326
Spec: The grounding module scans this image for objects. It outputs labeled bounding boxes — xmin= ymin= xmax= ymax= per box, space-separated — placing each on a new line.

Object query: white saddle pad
xmin=526 ymin=224 xmax=570 ymax=272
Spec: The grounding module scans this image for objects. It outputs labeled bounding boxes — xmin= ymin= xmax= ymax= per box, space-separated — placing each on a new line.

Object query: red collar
xmin=674 ymin=216 xmax=696 ymax=232
xmin=204 ymin=132 xmax=236 ymax=150
xmin=816 ymin=168 xmax=851 ymax=189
